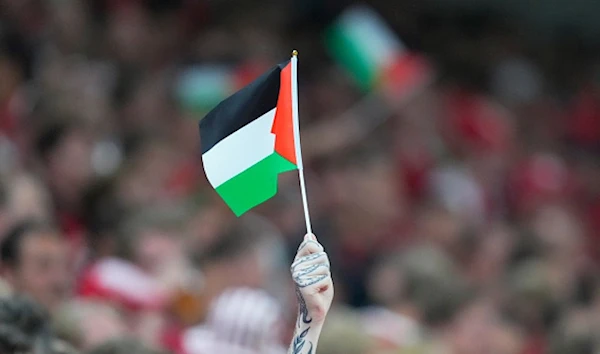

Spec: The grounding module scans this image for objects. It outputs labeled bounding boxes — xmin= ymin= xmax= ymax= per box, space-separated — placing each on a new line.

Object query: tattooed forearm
xmin=296 ymin=287 xmax=312 ymax=327
xmin=291 ymin=328 xmax=313 ymax=354
xmin=289 ymin=288 xmax=315 ymax=354
xmin=289 ymin=234 xmax=333 ymax=354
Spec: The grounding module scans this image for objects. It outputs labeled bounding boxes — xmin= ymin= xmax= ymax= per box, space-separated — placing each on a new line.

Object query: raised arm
xmin=288 ymin=234 xmax=334 ymax=354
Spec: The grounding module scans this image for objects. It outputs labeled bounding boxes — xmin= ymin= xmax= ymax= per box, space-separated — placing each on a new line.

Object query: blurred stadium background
xmin=1 ymin=0 xmax=600 ymax=353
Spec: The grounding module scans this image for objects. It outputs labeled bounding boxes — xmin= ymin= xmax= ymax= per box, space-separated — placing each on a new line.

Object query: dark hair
xmin=35 ymin=121 xmax=83 ymax=164
xmin=191 ymin=218 xmax=265 ymax=268
xmin=1 ymin=220 xmax=58 ymax=268
xmin=0 ymin=296 xmax=49 ymax=354
xmin=0 ymin=296 xmax=78 ymax=354
xmin=82 ymin=178 xmax=127 ymax=259
xmin=0 ymin=28 xmax=34 ymax=80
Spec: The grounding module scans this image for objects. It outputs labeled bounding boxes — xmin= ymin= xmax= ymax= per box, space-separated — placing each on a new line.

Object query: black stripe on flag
xmin=199 ymin=61 xmax=289 ymax=154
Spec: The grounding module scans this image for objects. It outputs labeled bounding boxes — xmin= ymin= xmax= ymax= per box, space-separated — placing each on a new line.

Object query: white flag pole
xmin=291 ymin=50 xmax=313 ymax=234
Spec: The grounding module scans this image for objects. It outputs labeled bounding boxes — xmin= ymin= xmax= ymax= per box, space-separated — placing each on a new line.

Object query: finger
xmin=291 ymin=252 xmax=329 ymax=271
xmin=293 ymin=263 xmax=331 ymax=280
xmin=294 ymin=239 xmax=323 ymax=260
xmin=294 ymin=273 xmax=330 ymax=288
xmin=294 ymin=274 xmax=330 ymax=288
xmin=298 ymin=234 xmax=323 ymax=251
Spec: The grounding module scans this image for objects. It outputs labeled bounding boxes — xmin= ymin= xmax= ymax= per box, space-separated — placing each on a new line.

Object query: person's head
xmin=488 ymin=318 xmax=525 ymax=354
xmin=114 ymin=139 xmax=178 ymax=207
xmin=204 ymin=287 xmax=285 ymax=351
xmin=0 ymin=220 xmax=71 ymax=312
xmin=530 ymin=204 xmax=585 ymax=270
xmin=192 ymin=215 xmax=274 ymax=291
xmin=82 ymin=178 xmax=126 ymax=260
xmin=0 ymin=295 xmax=78 ymax=354
xmin=5 ymin=173 xmax=53 ymax=222
xmin=549 ymin=309 xmax=599 ymax=354
xmin=447 ymin=298 xmax=500 ymax=354
xmin=53 ymin=300 xmax=127 ymax=351
xmin=400 ymin=245 xmax=472 ymax=327
xmin=505 ymin=260 xmax=561 ymax=332
xmin=322 ymin=144 xmax=402 ymax=224
xmin=317 ymin=307 xmax=372 ymax=354
xmin=467 ymin=224 xmax=515 ymax=287
xmin=119 ymin=206 xmax=188 ymax=276
xmin=367 ymin=254 xmax=406 ymax=309
xmin=0 ymin=295 xmax=48 ymax=354
xmin=0 ymin=29 xmax=30 ymax=102
xmin=36 ymin=120 xmax=93 ymax=209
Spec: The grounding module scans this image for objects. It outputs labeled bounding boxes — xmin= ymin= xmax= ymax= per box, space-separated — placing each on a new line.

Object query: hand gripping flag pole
xmin=291 ymin=50 xmax=313 ymax=234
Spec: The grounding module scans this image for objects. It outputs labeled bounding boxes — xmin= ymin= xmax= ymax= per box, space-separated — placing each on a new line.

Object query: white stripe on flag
xmin=338 ymin=6 xmax=403 ymax=68
xmin=202 ymin=108 xmax=276 ymax=188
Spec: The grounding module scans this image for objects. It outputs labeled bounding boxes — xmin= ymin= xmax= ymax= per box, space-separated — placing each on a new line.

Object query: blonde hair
xmin=317 ymin=306 xmax=372 ymax=354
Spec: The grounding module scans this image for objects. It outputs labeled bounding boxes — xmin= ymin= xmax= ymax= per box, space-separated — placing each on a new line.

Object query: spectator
xmin=0 ymin=295 xmax=77 ymax=354
xmin=0 ymin=221 xmax=71 ymax=313
xmin=182 ymin=287 xmax=286 ymax=354
xmin=1 ymin=1 xmax=600 ymax=353
xmin=35 ymin=120 xmax=93 ymax=247
xmin=4 ymin=173 xmax=53 ymax=223
xmin=52 ymin=300 xmax=128 ymax=352
xmin=185 ymin=215 xmax=285 ymax=323
xmin=317 ymin=306 xmax=373 ymax=354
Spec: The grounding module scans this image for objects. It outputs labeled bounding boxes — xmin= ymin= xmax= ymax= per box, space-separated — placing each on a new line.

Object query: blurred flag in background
xmin=176 ymin=63 xmax=267 ymax=116
xmin=325 ymin=5 xmax=434 ymax=100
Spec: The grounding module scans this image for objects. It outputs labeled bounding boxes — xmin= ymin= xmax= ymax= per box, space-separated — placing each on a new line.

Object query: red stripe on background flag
xmin=381 ymin=53 xmax=433 ymax=98
xmin=271 ymin=63 xmax=297 ymax=165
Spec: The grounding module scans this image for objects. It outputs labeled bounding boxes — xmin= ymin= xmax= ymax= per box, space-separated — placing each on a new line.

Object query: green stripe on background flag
xmin=326 ymin=24 xmax=377 ymax=90
xmin=215 ymin=153 xmax=297 ymax=216
xmin=177 ymin=66 xmax=235 ymax=115
xmin=324 ymin=6 xmax=404 ymax=91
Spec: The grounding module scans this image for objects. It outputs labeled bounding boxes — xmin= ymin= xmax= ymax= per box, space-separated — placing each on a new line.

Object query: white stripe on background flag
xmin=338 ymin=6 xmax=403 ymax=68
xmin=201 ymin=108 xmax=277 ymax=188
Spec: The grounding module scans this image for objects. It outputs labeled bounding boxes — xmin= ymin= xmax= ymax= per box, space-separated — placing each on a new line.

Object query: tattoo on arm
xmin=291 ymin=327 xmax=314 ymax=354
xmin=292 ymin=328 xmax=312 ymax=354
xmin=294 ymin=274 xmax=328 ymax=288
xmin=291 ymin=244 xmax=331 ymax=354
xmin=296 ymin=287 xmax=312 ymax=327
xmin=290 ymin=288 xmax=314 ymax=354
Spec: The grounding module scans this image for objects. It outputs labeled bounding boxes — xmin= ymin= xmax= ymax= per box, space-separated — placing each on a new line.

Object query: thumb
xmin=305 ymin=233 xmax=317 ymax=241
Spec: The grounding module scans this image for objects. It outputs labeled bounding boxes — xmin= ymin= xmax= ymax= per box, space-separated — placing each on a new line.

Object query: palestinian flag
xmin=199 ymin=60 xmax=300 ymax=216
xmin=325 ymin=5 xmax=433 ymax=95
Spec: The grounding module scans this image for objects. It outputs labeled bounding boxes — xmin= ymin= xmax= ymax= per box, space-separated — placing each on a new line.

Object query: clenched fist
xmin=288 ymin=234 xmax=334 ymax=354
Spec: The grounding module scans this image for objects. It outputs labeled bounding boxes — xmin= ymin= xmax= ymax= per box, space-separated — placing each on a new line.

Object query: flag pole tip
xmin=292 ymin=49 xmax=298 ymax=57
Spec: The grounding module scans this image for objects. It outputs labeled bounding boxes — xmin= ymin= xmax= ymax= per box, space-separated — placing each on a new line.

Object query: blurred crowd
xmin=1 ymin=0 xmax=600 ymax=353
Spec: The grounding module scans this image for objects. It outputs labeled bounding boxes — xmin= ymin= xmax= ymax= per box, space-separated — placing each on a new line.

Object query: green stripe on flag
xmin=177 ymin=66 xmax=234 ymax=115
xmin=325 ymin=24 xmax=378 ymax=90
xmin=325 ymin=6 xmax=405 ymax=91
xmin=215 ymin=152 xmax=297 ymax=216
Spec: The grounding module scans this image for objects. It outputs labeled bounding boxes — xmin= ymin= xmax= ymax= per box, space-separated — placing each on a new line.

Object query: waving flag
xmin=176 ymin=63 xmax=269 ymax=114
xmin=199 ymin=59 xmax=300 ymax=216
xmin=325 ymin=5 xmax=433 ymax=96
